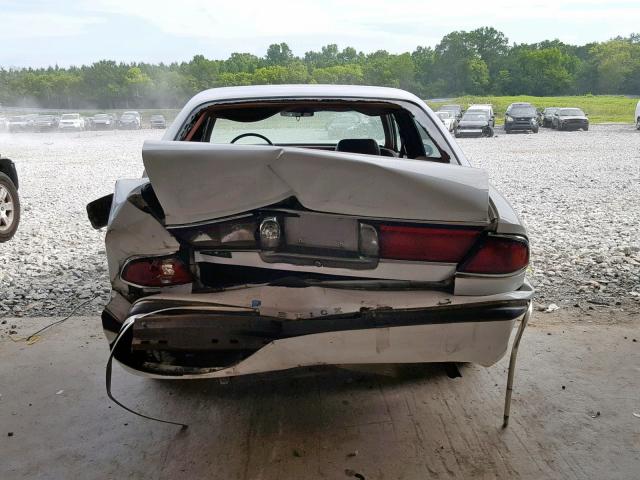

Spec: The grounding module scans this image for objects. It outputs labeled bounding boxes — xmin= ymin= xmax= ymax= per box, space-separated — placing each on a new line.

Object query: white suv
xmin=58 ymin=113 xmax=84 ymax=131
xmin=635 ymin=100 xmax=640 ymax=130
xmin=467 ymin=104 xmax=495 ymax=127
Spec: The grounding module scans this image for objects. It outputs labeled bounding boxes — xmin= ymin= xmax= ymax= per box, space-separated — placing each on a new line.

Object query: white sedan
xmin=88 ymin=85 xmax=533 ymax=408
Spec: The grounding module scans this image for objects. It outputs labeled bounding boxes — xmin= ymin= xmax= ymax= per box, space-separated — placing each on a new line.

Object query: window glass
xmin=415 ymin=122 xmax=442 ymax=159
xmin=210 ymin=111 xmax=386 ymax=145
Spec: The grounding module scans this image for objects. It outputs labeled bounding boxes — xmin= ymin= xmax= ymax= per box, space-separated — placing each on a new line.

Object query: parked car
xmin=34 ymin=115 xmax=59 ymax=132
xmin=58 ymin=113 xmax=85 ymax=131
xmin=88 ymin=84 xmax=532 ymax=382
xmin=552 ymin=108 xmax=589 ymax=131
xmin=437 ymin=104 xmax=463 ymax=120
xmin=455 ymin=111 xmax=494 ymax=137
xmin=8 ymin=115 xmax=35 ymax=133
xmin=540 ymin=107 xmax=559 ymax=127
xmin=118 ymin=111 xmax=142 ymax=129
xmin=504 ymin=103 xmax=539 ymax=134
xmin=149 ymin=114 xmax=167 ymax=129
xmin=466 ymin=104 xmax=495 ymax=127
xmin=435 ymin=110 xmax=456 ymax=132
xmin=0 ymin=155 xmax=20 ymax=242
xmin=92 ymin=113 xmax=117 ymax=130
xmin=635 ymin=100 xmax=640 ymax=130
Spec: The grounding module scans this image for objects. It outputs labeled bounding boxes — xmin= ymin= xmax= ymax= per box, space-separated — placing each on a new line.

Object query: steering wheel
xmin=230 ymin=133 xmax=273 ymax=145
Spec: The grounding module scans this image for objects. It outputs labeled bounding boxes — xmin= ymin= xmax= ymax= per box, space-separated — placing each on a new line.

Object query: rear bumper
xmin=104 ymin=282 xmax=534 ymax=379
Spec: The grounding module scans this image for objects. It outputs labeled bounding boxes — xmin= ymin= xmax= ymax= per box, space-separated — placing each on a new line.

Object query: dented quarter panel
xmin=489 ymin=186 xmax=527 ymax=237
xmin=105 ymin=198 xmax=180 ymax=286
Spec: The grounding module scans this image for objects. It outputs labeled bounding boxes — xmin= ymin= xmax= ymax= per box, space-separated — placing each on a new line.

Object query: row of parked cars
xmin=435 ymin=102 xmax=592 ymax=137
xmin=0 ymin=111 xmax=167 ymax=132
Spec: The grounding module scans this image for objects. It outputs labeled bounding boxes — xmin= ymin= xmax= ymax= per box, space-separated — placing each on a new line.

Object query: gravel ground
xmin=0 ymin=125 xmax=639 ymax=319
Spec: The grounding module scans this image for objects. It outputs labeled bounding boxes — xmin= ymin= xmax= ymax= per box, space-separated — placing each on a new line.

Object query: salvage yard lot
xmin=428 ymin=95 xmax=638 ymax=124
xmin=1 ymin=125 xmax=639 ymax=319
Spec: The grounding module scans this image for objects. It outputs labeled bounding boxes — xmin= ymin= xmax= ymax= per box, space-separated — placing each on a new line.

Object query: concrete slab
xmin=1 ymin=313 xmax=639 ymax=479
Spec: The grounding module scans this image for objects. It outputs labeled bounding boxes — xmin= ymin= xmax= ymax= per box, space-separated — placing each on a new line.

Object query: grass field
xmin=427 ymin=95 xmax=639 ymax=125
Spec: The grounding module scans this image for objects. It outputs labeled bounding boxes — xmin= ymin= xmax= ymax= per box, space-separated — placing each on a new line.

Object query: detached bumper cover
xmin=105 ymin=282 xmax=533 ymax=379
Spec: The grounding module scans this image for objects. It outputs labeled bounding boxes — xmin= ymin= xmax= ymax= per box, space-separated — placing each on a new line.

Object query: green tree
xmin=265 ymin=43 xmax=294 ymax=66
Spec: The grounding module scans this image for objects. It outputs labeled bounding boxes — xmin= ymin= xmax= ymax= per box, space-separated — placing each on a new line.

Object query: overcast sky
xmin=2 ymin=0 xmax=639 ymax=67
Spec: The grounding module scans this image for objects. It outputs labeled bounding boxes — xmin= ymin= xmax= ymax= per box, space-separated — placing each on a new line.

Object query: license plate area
xmin=284 ymin=214 xmax=359 ymax=253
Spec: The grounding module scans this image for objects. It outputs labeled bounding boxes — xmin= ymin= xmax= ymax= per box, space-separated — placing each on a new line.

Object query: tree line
xmin=1 ymin=27 xmax=639 ymax=109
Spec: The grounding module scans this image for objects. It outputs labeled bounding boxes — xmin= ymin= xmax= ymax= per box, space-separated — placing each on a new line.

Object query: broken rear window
xmin=209 ymin=110 xmax=386 ymax=145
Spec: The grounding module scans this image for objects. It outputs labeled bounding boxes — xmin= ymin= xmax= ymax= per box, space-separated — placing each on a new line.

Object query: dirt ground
xmin=1 ymin=309 xmax=638 ymax=480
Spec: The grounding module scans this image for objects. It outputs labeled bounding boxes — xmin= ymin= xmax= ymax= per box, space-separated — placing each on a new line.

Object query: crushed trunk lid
xmin=142 ymin=141 xmax=490 ymax=226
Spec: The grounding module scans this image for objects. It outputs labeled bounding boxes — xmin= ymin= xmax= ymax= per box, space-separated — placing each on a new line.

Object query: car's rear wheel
xmin=636 ymin=117 xmax=640 ymax=130
xmin=0 ymin=173 xmax=20 ymax=242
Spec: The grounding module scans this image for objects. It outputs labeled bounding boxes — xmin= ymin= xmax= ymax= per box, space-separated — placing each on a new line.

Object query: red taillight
xmin=460 ymin=236 xmax=529 ymax=274
xmin=121 ymin=257 xmax=192 ymax=287
xmin=378 ymin=225 xmax=482 ymax=262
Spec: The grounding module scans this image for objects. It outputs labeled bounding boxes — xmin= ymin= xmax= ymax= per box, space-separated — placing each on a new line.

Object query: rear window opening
xmin=181 ymin=100 xmax=450 ymax=162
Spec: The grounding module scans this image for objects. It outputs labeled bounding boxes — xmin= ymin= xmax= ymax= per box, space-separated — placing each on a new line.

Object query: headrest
xmin=335 ymin=138 xmax=381 ymax=156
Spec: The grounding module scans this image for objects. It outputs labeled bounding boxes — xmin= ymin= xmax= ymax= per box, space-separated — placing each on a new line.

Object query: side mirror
xmin=585 ymin=113 xmax=589 ymax=116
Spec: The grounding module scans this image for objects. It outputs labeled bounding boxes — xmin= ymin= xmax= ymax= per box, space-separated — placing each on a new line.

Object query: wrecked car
xmin=88 ymin=85 xmax=533 ymax=381
xmin=552 ymin=108 xmax=589 ymax=131
xmin=455 ymin=111 xmax=494 ymax=138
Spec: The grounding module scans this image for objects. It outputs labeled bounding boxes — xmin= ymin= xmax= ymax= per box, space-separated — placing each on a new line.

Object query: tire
xmin=583 ymin=125 xmax=589 ymax=131
xmin=636 ymin=118 xmax=640 ymax=130
xmin=0 ymin=172 xmax=20 ymax=242
xmin=532 ymin=126 xmax=539 ymax=133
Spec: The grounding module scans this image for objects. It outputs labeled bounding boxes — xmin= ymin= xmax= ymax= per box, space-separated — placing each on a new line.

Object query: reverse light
xmin=378 ymin=225 xmax=481 ymax=262
xmin=121 ymin=256 xmax=192 ymax=287
xmin=460 ymin=235 xmax=529 ymax=274
xmin=359 ymin=223 xmax=379 ymax=257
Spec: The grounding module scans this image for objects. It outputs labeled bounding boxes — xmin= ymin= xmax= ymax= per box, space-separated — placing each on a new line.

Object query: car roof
xmin=186 ymin=84 xmax=423 ymax=105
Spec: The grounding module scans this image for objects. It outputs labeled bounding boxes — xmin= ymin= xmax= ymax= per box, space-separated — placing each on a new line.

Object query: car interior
xmin=179 ymin=101 xmax=450 ymax=162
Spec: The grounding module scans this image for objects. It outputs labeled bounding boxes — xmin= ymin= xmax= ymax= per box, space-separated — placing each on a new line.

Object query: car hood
xmin=142 ymin=141 xmax=491 ymax=226
xmin=559 ymin=116 xmax=587 ymax=121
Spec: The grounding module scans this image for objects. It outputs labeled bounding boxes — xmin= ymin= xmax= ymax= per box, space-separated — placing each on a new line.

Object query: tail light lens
xmin=121 ymin=256 xmax=192 ymax=287
xmin=378 ymin=225 xmax=481 ymax=262
xmin=460 ymin=236 xmax=529 ymax=274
